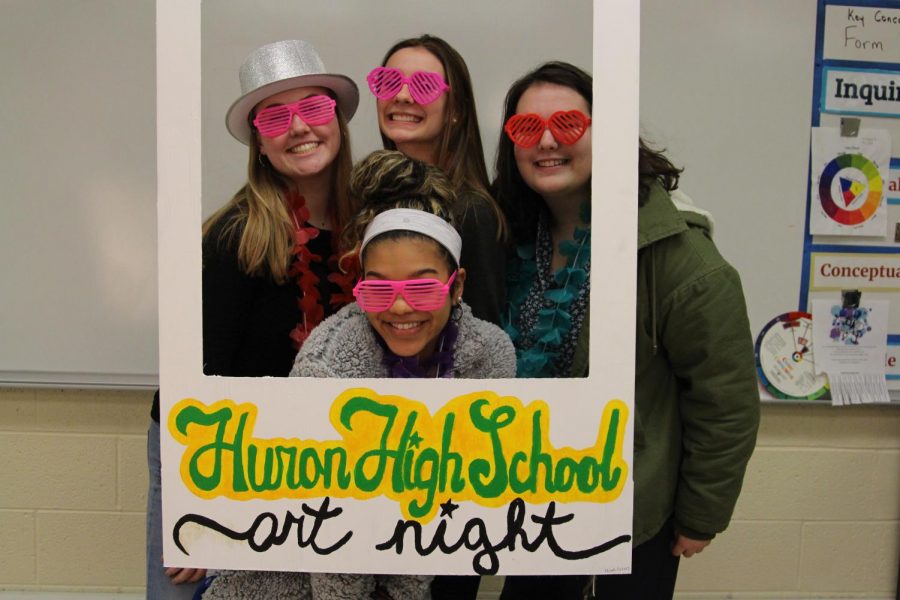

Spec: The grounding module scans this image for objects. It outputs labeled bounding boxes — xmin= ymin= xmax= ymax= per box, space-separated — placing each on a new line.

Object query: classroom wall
xmin=1 ymin=387 xmax=897 ymax=597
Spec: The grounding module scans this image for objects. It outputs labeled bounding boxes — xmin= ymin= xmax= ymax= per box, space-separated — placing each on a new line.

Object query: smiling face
xmin=361 ymin=236 xmax=464 ymax=363
xmin=255 ymin=86 xmax=341 ymax=188
xmin=513 ymin=82 xmax=592 ymax=204
xmin=377 ymin=47 xmax=449 ymax=164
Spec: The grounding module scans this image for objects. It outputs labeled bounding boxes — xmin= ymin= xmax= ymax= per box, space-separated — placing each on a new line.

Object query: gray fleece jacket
xmin=290 ymin=302 xmax=516 ymax=379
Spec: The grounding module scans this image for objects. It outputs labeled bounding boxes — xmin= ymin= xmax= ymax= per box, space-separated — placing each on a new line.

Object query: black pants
xmin=498 ymin=521 xmax=680 ymax=600
xmin=590 ymin=520 xmax=680 ymax=599
xmin=499 ymin=575 xmax=590 ymax=600
xmin=430 ymin=575 xmax=481 ymax=600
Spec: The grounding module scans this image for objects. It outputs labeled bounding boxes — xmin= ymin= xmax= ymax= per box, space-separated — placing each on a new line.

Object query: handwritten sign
xmin=824 ymin=5 xmax=900 ymax=62
xmin=156 ymin=0 xmax=639 ymax=575
xmin=168 ymin=392 xmax=630 ymax=574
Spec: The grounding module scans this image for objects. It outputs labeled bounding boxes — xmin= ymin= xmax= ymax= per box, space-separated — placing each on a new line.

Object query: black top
xmin=151 ymin=208 xmax=344 ymax=421
xmin=457 ymin=191 xmax=506 ymax=326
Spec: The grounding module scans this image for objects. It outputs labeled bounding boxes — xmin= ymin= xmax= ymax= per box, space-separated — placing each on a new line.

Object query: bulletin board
xmin=800 ymin=0 xmax=900 ymax=401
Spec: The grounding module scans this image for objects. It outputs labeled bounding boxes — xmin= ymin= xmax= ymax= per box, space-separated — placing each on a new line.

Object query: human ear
xmin=453 ymin=268 xmax=466 ymax=304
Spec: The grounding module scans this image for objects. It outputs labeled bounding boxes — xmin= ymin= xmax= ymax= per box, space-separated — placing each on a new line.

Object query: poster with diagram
xmin=809 ymin=127 xmax=889 ymax=237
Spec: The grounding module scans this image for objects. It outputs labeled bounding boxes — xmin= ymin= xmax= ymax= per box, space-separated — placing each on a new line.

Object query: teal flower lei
xmin=503 ymin=202 xmax=591 ymax=377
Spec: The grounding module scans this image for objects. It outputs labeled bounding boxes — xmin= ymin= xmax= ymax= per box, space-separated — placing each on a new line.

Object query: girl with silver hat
xmin=146 ymin=40 xmax=360 ymax=599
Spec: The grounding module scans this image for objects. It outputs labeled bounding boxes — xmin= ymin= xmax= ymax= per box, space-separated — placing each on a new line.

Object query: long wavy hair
xmin=494 ymin=61 xmax=682 ymax=246
xmin=378 ymin=34 xmax=505 ymax=239
xmin=342 ymin=150 xmax=461 ymax=287
xmin=202 ymin=101 xmax=355 ymax=284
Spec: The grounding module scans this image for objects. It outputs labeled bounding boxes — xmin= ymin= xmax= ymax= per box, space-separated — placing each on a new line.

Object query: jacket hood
xmin=638 ymin=182 xmax=712 ymax=250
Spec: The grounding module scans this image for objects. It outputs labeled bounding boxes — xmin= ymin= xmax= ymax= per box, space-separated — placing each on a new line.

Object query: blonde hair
xmin=341 ymin=150 xmax=458 ymax=269
xmin=202 ymin=107 xmax=355 ymax=284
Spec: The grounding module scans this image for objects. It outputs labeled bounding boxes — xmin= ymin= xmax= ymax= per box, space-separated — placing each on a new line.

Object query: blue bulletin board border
xmin=799 ymin=0 xmax=900 ymax=312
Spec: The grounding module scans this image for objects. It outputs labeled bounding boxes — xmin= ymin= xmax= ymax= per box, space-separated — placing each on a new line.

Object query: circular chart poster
xmin=755 ymin=312 xmax=829 ymax=400
xmin=809 ymin=128 xmax=889 ymax=236
xmin=818 ymin=153 xmax=883 ymax=225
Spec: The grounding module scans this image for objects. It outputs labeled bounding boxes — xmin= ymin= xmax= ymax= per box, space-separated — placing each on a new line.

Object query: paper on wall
xmin=811 ymin=297 xmax=890 ymax=405
xmin=809 ymin=127 xmax=890 ymax=237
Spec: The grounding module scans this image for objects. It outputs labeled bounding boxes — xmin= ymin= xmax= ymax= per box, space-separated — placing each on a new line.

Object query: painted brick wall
xmin=0 ymin=388 xmax=148 ymax=594
xmin=676 ymin=403 xmax=900 ymax=598
xmin=0 ymin=390 xmax=897 ymax=597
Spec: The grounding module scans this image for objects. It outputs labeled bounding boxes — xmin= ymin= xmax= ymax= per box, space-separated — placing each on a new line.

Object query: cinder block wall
xmin=0 ymin=388 xmax=148 ymax=594
xmin=1 ymin=389 xmax=898 ymax=597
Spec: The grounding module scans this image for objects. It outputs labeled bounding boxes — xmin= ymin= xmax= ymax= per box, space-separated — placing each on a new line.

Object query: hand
xmin=164 ymin=566 xmax=207 ymax=585
xmin=671 ymin=534 xmax=711 ymax=558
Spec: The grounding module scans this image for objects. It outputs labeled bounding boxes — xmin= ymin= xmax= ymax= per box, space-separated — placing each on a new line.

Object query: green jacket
xmin=628 ymin=182 xmax=760 ymax=545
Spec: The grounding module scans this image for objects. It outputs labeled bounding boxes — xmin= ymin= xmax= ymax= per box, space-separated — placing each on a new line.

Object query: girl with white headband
xmin=289 ymin=150 xmax=516 ymax=600
xmin=292 ymin=150 xmax=515 ymax=384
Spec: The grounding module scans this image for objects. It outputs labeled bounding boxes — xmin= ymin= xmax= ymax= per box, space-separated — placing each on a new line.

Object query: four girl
xmin=155 ymin=29 xmax=757 ymax=600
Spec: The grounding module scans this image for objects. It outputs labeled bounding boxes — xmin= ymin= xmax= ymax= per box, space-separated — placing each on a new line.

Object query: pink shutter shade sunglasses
xmin=353 ymin=271 xmax=457 ymax=312
xmin=252 ymin=94 xmax=336 ymax=138
xmin=366 ymin=67 xmax=450 ymax=105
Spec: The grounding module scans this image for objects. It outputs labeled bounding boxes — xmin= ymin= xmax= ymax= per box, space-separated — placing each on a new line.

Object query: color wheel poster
xmin=809 ymin=127 xmax=889 ymax=237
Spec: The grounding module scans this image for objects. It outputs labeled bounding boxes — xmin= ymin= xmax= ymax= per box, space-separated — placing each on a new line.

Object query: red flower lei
xmin=285 ymin=192 xmax=358 ymax=350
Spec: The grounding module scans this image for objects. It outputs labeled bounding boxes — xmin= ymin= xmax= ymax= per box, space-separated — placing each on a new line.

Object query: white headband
xmin=360 ymin=208 xmax=462 ymax=264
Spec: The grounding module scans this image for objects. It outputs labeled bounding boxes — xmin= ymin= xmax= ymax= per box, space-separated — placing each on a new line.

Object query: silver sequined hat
xmin=225 ymin=40 xmax=359 ymax=145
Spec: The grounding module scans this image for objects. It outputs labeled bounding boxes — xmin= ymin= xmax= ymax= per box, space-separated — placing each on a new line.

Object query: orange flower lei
xmin=285 ymin=192 xmax=358 ymax=350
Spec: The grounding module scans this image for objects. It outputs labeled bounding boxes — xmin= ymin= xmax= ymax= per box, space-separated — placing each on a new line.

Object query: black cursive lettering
xmin=172 ymin=496 xmax=352 ymax=556
xmin=376 ymin=498 xmax=630 ymax=575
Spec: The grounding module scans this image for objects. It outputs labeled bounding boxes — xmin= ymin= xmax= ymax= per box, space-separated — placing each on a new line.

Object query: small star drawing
xmin=409 ymin=431 xmax=423 ymax=449
xmin=439 ymin=498 xmax=460 ymax=518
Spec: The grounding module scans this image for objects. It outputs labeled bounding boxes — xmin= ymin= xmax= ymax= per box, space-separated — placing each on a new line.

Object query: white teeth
xmin=289 ymin=142 xmax=319 ymax=154
xmin=391 ymin=114 xmax=421 ymax=123
xmin=536 ymin=159 xmax=566 ymax=167
xmin=390 ymin=322 xmax=421 ymax=330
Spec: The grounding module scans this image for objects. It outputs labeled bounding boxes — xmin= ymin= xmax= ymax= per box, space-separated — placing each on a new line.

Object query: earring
xmin=258 ymin=154 xmax=268 ymax=167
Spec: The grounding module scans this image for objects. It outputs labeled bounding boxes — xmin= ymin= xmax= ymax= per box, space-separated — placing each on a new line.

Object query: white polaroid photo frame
xmin=157 ymin=0 xmax=638 ymax=576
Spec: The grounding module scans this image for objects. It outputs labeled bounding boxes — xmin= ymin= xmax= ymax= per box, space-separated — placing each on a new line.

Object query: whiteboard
xmin=0 ymin=0 xmax=158 ymax=387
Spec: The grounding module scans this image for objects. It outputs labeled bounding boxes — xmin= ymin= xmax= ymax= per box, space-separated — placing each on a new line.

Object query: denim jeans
xmin=147 ymin=419 xmax=200 ymax=600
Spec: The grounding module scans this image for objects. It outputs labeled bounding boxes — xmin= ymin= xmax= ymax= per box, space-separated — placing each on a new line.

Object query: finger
xmin=188 ymin=568 xmax=207 ymax=584
xmin=170 ymin=568 xmax=194 ymax=584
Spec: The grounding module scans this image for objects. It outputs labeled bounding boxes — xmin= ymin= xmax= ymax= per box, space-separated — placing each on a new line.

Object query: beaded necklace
xmin=503 ymin=202 xmax=590 ymax=377
xmin=284 ymin=191 xmax=357 ymax=350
